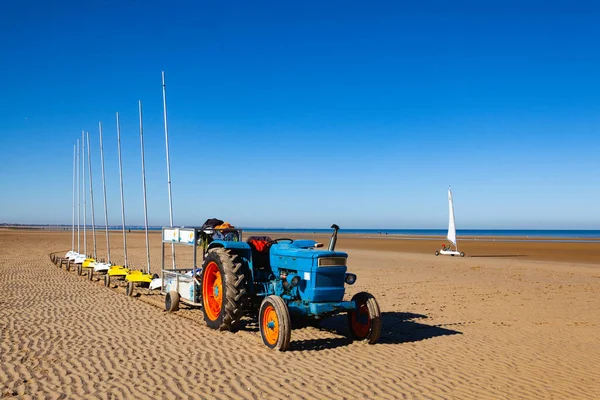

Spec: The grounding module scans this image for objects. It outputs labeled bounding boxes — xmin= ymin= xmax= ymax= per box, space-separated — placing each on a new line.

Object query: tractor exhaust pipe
xmin=328 ymin=224 xmax=340 ymax=251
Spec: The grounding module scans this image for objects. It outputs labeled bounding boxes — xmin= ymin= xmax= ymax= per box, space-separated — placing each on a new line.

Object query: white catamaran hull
xmin=435 ymin=249 xmax=465 ymax=257
xmin=93 ymin=262 xmax=112 ymax=273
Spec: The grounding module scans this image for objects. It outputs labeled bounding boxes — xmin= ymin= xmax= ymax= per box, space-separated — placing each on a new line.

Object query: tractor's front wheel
xmin=259 ymin=295 xmax=291 ymax=351
xmin=348 ymin=292 xmax=382 ymax=344
xmin=201 ymin=248 xmax=247 ymax=331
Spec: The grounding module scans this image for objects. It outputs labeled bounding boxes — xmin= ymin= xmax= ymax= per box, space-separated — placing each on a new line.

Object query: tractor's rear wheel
xmin=201 ymin=248 xmax=247 ymax=331
xmin=348 ymin=292 xmax=382 ymax=344
xmin=259 ymin=295 xmax=291 ymax=351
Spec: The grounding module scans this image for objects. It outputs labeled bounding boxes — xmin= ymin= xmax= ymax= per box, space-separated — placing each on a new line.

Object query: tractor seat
xmin=247 ymin=236 xmax=272 ymax=270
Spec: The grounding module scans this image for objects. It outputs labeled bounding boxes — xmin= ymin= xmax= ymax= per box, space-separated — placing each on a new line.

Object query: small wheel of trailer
xmin=460 ymin=252 xmax=465 ymax=257
xmin=103 ymin=274 xmax=110 ymax=287
xmin=50 ymin=254 xmax=55 ymax=263
xmin=259 ymin=295 xmax=291 ymax=351
xmin=66 ymin=260 xmax=71 ymax=271
xmin=126 ymin=281 xmax=135 ymax=297
xmin=451 ymin=254 xmax=455 ymax=256
xmin=87 ymin=268 xmax=94 ymax=281
xmin=348 ymin=292 xmax=382 ymax=344
xmin=165 ymin=291 xmax=180 ymax=312
xmin=434 ymin=251 xmax=440 ymax=256
xmin=77 ymin=264 xmax=82 ymax=276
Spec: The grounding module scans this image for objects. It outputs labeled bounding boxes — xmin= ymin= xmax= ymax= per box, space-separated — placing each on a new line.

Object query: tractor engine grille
xmin=315 ymin=270 xmax=346 ymax=288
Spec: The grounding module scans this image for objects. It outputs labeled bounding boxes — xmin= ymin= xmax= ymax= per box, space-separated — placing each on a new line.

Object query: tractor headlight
xmin=345 ymin=273 xmax=357 ymax=285
xmin=286 ymin=274 xmax=301 ymax=287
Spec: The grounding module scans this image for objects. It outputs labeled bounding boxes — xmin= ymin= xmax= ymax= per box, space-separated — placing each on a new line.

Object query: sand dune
xmin=1 ymin=229 xmax=599 ymax=399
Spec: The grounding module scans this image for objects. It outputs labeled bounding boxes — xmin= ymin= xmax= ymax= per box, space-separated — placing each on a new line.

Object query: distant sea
xmin=97 ymin=226 xmax=600 ymax=239
xmin=12 ymin=225 xmax=600 ymax=239
xmin=243 ymin=228 xmax=600 ymax=239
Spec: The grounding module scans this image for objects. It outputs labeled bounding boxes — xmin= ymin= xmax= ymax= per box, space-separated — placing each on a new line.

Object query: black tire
xmin=259 ymin=295 xmax=292 ymax=351
xmin=77 ymin=264 xmax=82 ymax=276
xmin=104 ymin=274 xmax=110 ymax=287
xmin=348 ymin=292 xmax=382 ymax=344
xmin=451 ymin=254 xmax=455 ymax=257
xmin=434 ymin=251 xmax=440 ymax=256
xmin=201 ymin=248 xmax=247 ymax=331
xmin=165 ymin=291 xmax=180 ymax=312
xmin=460 ymin=252 xmax=465 ymax=257
xmin=66 ymin=260 xmax=71 ymax=271
xmin=126 ymin=281 xmax=135 ymax=297
xmin=50 ymin=254 xmax=55 ymax=263
xmin=87 ymin=268 xmax=93 ymax=281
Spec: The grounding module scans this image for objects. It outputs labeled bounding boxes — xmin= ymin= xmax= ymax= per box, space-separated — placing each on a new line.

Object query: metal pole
xmin=87 ymin=132 xmax=97 ymax=259
xmin=77 ymin=139 xmax=80 ymax=253
xmin=116 ymin=112 xmax=128 ymax=267
xmin=162 ymin=71 xmax=175 ymax=269
xmin=99 ymin=122 xmax=111 ymax=263
xmin=139 ymin=100 xmax=151 ymax=274
xmin=72 ymin=144 xmax=76 ymax=252
xmin=82 ymin=131 xmax=87 ymax=256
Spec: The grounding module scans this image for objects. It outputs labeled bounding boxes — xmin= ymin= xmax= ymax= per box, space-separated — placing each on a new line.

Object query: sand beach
xmin=1 ymin=228 xmax=599 ymax=399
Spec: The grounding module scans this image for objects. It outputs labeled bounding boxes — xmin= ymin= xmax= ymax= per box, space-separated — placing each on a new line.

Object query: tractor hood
xmin=270 ymin=243 xmax=348 ymax=260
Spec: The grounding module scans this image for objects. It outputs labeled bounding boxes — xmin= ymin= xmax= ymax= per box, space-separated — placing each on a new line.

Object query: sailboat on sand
xmin=435 ymin=187 xmax=465 ymax=257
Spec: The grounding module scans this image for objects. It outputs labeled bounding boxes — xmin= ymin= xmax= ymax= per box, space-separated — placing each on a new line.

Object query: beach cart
xmin=160 ymin=226 xmax=243 ymax=312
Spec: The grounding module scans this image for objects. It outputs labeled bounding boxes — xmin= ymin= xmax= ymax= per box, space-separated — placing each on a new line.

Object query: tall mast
xmin=162 ymin=71 xmax=175 ymax=269
xmin=77 ymin=139 xmax=80 ymax=253
xmin=139 ymin=100 xmax=151 ymax=274
xmin=82 ymin=131 xmax=87 ymax=256
xmin=72 ymin=144 xmax=76 ymax=251
xmin=116 ymin=112 xmax=128 ymax=267
xmin=87 ymin=132 xmax=97 ymax=259
xmin=99 ymin=122 xmax=111 ymax=263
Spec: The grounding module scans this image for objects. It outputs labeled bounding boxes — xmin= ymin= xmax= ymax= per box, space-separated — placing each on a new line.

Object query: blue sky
xmin=0 ymin=1 xmax=599 ymax=229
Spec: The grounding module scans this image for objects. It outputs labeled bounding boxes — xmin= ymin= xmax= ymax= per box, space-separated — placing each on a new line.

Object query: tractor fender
xmin=207 ymin=240 xmax=252 ymax=254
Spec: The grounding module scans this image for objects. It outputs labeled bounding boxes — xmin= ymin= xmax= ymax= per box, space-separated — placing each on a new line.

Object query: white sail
xmin=447 ymin=187 xmax=457 ymax=245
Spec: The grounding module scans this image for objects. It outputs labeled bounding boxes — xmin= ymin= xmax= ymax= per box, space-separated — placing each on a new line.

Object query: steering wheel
xmin=270 ymin=238 xmax=294 ymax=244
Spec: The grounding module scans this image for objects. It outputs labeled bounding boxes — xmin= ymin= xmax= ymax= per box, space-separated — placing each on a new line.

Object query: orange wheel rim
xmin=203 ymin=261 xmax=222 ymax=321
xmin=262 ymin=305 xmax=279 ymax=345
xmin=351 ymin=302 xmax=370 ymax=338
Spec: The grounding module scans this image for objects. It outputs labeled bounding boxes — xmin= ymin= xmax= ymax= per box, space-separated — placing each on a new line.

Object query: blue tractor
xmin=191 ymin=223 xmax=382 ymax=351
